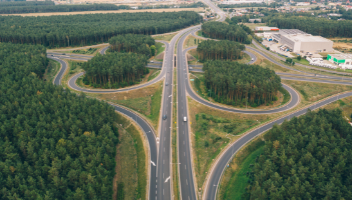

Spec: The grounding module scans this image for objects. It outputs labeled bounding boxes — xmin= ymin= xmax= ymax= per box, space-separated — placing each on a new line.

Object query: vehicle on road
xmin=165 ymin=82 xmax=169 ymax=86
xmin=184 ymin=117 xmax=187 ymax=122
xmin=163 ymin=115 xmax=167 ymax=120
xmin=251 ymin=58 xmax=254 ymax=61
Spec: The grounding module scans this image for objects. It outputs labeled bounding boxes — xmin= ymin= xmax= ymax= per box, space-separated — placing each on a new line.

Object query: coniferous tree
xmin=246 ymin=109 xmax=352 ymax=200
xmin=0 ymin=42 xmax=120 ymax=200
xmin=203 ymin=61 xmax=281 ymax=106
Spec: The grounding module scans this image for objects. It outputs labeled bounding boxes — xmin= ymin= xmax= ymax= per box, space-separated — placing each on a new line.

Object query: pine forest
xmin=268 ymin=16 xmax=352 ymax=38
xmin=0 ymin=11 xmax=202 ymax=47
xmin=201 ymin=21 xmax=251 ymax=44
xmin=246 ymin=109 xmax=352 ymax=199
xmin=82 ymin=52 xmax=149 ymax=89
xmin=108 ymin=34 xmax=155 ymax=57
xmin=0 ymin=43 xmax=120 ymax=199
xmin=0 ymin=4 xmax=129 ymax=14
xmin=203 ymin=61 xmax=281 ymax=107
xmin=0 ymin=1 xmax=54 ymax=6
xmin=197 ymin=40 xmax=245 ymax=61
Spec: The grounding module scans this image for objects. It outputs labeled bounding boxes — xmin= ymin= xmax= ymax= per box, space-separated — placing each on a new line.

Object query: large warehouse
xmin=280 ymin=34 xmax=333 ymax=53
xmin=268 ymin=29 xmax=334 ymax=53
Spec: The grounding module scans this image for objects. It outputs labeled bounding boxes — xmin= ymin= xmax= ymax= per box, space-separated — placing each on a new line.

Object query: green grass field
xmin=44 ymin=59 xmax=60 ymax=83
xmin=114 ymin=114 xmax=147 ymax=200
xmin=221 ymin=145 xmax=265 ymax=200
xmin=155 ymin=42 xmax=165 ymax=56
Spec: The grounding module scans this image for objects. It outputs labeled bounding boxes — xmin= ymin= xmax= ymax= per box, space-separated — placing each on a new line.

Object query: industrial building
xmin=255 ymin=27 xmax=279 ymax=31
xmin=280 ymin=34 xmax=333 ymax=53
xmin=328 ymin=54 xmax=352 ymax=69
xmin=264 ymin=29 xmax=333 ymax=53
xmin=221 ymin=0 xmax=265 ymax=4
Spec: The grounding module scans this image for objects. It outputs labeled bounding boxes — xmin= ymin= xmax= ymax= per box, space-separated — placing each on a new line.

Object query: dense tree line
xmin=0 ymin=43 xmax=120 ymax=199
xmin=201 ymin=21 xmax=251 ymax=44
xmin=246 ymin=109 xmax=352 ymax=199
xmin=203 ymin=61 xmax=281 ymax=106
xmin=82 ymin=52 xmax=149 ymax=88
xmin=197 ymin=40 xmax=245 ymax=61
xmin=0 ymin=4 xmax=129 ymax=14
xmin=0 ymin=1 xmax=53 ymax=6
xmin=108 ymin=34 xmax=155 ymax=57
xmin=268 ymin=16 xmax=352 ymax=37
xmin=138 ymin=2 xmax=206 ymax=9
xmin=0 ymin=11 xmax=202 ymax=47
xmin=219 ymin=2 xmax=282 ymax=8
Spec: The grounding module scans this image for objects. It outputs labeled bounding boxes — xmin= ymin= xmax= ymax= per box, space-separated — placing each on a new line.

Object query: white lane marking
xmin=151 ymin=161 xmax=156 ymax=166
xmin=164 ymin=176 xmax=170 ymax=183
xmin=186 ymin=179 xmax=188 ymax=185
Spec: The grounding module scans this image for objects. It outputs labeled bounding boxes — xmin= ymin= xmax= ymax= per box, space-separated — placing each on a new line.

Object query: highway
xmin=47 ymin=3 xmax=352 ymax=199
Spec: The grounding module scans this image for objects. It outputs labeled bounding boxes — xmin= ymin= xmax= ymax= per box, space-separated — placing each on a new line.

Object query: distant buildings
xmin=221 ymin=0 xmax=265 ymax=4
xmin=296 ymin=2 xmax=310 ymax=6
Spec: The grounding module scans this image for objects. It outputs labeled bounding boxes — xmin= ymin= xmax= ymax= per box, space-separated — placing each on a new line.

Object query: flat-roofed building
xmin=328 ymin=54 xmax=352 ymax=65
xmin=280 ymin=34 xmax=333 ymax=53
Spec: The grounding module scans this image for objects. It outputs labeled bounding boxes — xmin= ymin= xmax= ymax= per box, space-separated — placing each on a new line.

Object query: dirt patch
xmin=156 ymin=52 xmax=164 ymax=60
xmin=3 ymin=7 xmax=203 ymax=16
xmin=94 ymin=81 xmax=161 ymax=101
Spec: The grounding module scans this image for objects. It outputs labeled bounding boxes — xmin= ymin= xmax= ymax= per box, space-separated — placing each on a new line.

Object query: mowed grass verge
xmin=219 ymin=139 xmax=265 ymax=200
xmin=282 ymin=80 xmax=352 ymax=103
xmin=114 ymin=113 xmax=147 ymax=200
xmin=188 ymin=97 xmax=272 ymax=188
xmin=44 ymin=59 xmax=60 ymax=83
xmin=153 ymin=32 xmax=178 ymax=42
xmin=184 ymin=35 xmax=204 ymax=49
xmin=87 ymin=81 xmax=163 ymax=131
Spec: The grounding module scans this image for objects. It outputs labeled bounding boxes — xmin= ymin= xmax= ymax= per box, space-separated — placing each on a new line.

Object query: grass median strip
xmin=44 ymin=59 xmax=60 ymax=83
xmin=113 ymin=114 xmax=147 ymax=200
xmin=219 ymin=139 xmax=265 ymax=200
xmin=153 ymin=32 xmax=178 ymax=42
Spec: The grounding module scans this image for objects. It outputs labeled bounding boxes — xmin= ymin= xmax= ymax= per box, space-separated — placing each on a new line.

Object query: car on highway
xmin=251 ymin=58 xmax=254 ymax=61
xmin=184 ymin=117 xmax=187 ymax=122
xmin=165 ymin=82 xmax=169 ymax=86
xmin=163 ymin=115 xmax=167 ymax=120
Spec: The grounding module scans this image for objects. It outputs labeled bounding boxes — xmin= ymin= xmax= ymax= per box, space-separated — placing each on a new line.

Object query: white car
xmin=184 ymin=117 xmax=187 ymax=122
